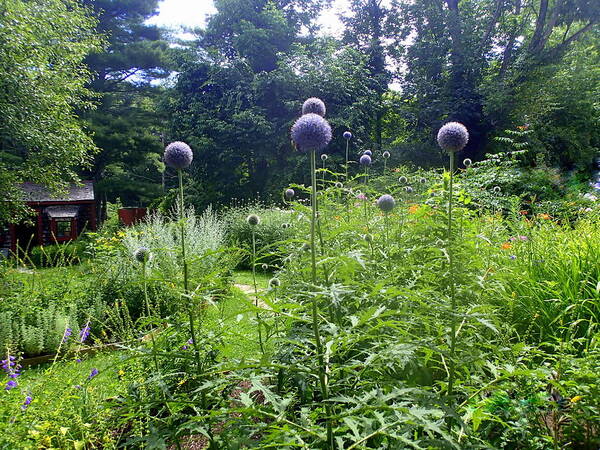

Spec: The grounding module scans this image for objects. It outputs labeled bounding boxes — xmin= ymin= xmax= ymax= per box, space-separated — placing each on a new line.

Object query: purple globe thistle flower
xmin=5 ymin=379 xmax=17 ymax=390
xmin=88 ymin=368 xmax=99 ymax=380
xmin=463 ymin=158 xmax=472 ymax=167
xmin=334 ymin=182 xmax=343 ymax=189
xmin=363 ymin=150 xmax=372 ymax=157
xmin=321 ymin=154 xmax=328 ymax=161
xmin=359 ymin=154 xmax=371 ymax=166
xmin=246 ymin=214 xmax=260 ymax=226
xmin=405 ymin=186 xmax=413 ymax=193
xmin=376 ymin=194 xmax=396 ymax=212
xmin=133 ymin=247 xmax=151 ymax=264
xmin=164 ymin=141 xmax=193 ymax=170
xmin=383 ymin=151 xmax=390 ymax=159
xmin=363 ymin=234 xmax=373 ymax=243
xmin=302 ymin=97 xmax=326 ymax=117
xmin=284 ymin=188 xmax=295 ymax=200
xmin=493 ymin=186 xmax=501 ymax=193
xmin=343 ymin=131 xmax=352 ymax=140
xmin=282 ymin=223 xmax=291 ymax=229
xmin=269 ymin=278 xmax=281 ymax=288
xmin=21 ymin=395 xmax=32 ymax=411
xmin=291 ymin=113 xmax=332 ymax=152
xmin=509 ymin=255 xmax=517 ymax=260
xmin=419 ymin=177 xmax=427 ymax=184
xmin=62 ymin=328 xmax=73 ymax=343
xmin=79 ymin=322 xmax=91 ymax=343
xmin=437 ymin=122 xmax=469 ymax=152
xmin=398 ymin=176 xmax=407 ymax=184
xmin=356 ymin=192 xmax=367 ymax=201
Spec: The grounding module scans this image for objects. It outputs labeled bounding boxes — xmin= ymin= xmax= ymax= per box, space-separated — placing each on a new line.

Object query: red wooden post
xmin=36 ymin=209 xmax=43 ymax=245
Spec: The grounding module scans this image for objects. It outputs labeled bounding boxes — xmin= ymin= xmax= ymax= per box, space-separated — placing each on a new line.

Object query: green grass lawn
xmin=0 ymin=268 xmax=270 ymax=446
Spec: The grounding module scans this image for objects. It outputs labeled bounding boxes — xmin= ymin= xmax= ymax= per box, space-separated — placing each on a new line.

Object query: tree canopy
xmin=0 ymin=0 xmax=103 ymax=224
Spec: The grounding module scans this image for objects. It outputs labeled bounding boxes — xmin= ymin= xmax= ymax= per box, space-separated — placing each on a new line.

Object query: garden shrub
xmin=222 ymin=202 xmax=298 ymax=269
xmin=28 ymin=239 xmax=89 ymax=267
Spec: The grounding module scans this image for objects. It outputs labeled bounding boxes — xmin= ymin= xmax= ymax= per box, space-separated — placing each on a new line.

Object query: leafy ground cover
xmin=1 ymin=154 xmax=599 ymax=448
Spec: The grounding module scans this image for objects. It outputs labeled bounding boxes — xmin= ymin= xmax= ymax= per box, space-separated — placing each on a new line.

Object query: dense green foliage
xmin=0 ymin=0 xmax=102 ymax=224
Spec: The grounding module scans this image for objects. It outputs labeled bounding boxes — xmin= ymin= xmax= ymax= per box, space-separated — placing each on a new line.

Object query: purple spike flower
xmin=80 ymin=322 xmax=91 ymax=343
xmin=21 ymin=395 xmax=32 ymax=411
xmin=343 ymin=131 xmax=352 ymax=140
xmin=377 ymin=194 xmax=396 ymax=212
xmin=164 ymin=141 xmax=193 ymax=169
xmin=437 ymin=122 xmax=469 ymax=152
xmin=302 ymin=97 xmax=326 ymax=117
xmin=62 ymin=328 xmax=72 ymax=343
xmin=359 ymin=154 xmax=371 ymax=166
xmin=5 ymin=380 xmax=17 ymax=390
xmin=88 ymin=368 xmax=99 ymax=380
xmin=291 ymin=113 xmax=332 ymax=152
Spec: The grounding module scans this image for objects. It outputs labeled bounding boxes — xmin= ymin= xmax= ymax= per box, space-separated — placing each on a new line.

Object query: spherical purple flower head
xmin=359 ymin=154 xmax=371 ymax=166
xmin=363 ymin=150 xmax=372 ymax=157
xmin=134 ymin=247 xmax=151 ymax=264
xmin=377 ymin=194 xmax=396 ymax=213
xmin=405 ymin=186 xmax=413 ymax=193
xmin=302 ymin=97 xmax=326 ymax=117
xmin=164 ymin=141 xmax=193 ymax=170
xmin=284 ymin=188 xmax=295 ymax=200
xmin=493 ymin=186 xmax=501 ymax=193
xmin=246 ymin=214 xmax=260 ymax=226
xmin=291 ymin=113 xmax=332 ymax=152
xmin=383 ymin=151 xmax=390 ymax=159
xmin=321 ymin=154 xmax=328 ymax=161
xmin=269 ymin=278 xmax=281 ymax=288
xmin=343 ymin=131 xmax=352 ymax=140
xmin=419 ymin=177 xmax=427 ymax=184
xmin=437 ymin=122 xmax=469 ymax=153
xmin=398 ymin=176 xmax=407 ymax=184
xmin=463 ymin=158 xmax=472 ymax=167
xmin=334 ymin=182 xmax=343 ymax=189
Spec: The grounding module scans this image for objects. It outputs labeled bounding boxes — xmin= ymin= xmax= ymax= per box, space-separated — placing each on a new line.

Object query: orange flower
xmin=539 ymin=213 xmax=551 ymax=220
xmin=519 ymin=210 xmax=528 ymax=216
xmin=501 ymin=242 xmax=512 ymax=250
xmin=408 ymin=204 xmax=419 ymax=214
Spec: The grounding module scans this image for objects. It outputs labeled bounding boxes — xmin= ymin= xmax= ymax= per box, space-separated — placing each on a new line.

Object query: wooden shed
xmin=0 ymin=181 xmax=97 ymax=256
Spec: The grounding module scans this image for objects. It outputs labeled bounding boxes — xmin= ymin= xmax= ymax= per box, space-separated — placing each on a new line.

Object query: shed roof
xmin=46 ymin=206 xmax=80 ymax=218
xmin=21 ymin=181 xmax=94 ymax=203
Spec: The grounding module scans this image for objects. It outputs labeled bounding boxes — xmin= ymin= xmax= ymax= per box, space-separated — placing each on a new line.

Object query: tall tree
xmin=395 ymin=0 xmax=599 ymax=164
xmin=342 ymin=0 xmax=398 ymax=150
xmin=0 ymin=0 xmax=102 ymax=224
xmin=168 ymin=0 xmax=377 ymax=209
xmin=82 ymin=0 xmax=173 ymax=208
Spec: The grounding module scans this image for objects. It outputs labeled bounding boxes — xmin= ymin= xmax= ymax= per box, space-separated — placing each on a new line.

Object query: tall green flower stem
xmin=310 ymin=149 xmax=333 ymax=448
xmin=177 ymin=169 xmax=201 ymax=371
xmin=345 ymin=139 xmax=350 ymax=183
xmin=142 ymin=261 xmax=160 ymax=373
xmin=446 ymin=151 xmax=457 ymax=401
xmin=383 ymin=158 xmax=387 ymax=174
xmin=251 ymin=230 xmax=265 ymax=355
